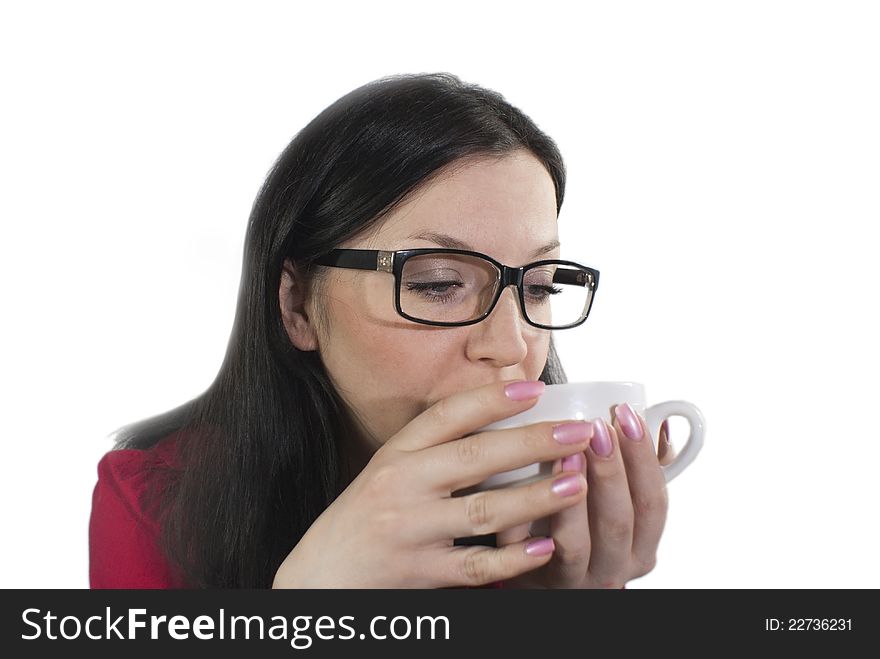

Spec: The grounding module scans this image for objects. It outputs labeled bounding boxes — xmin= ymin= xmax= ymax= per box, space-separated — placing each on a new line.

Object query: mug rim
xmin=548 ymin=381 xmax=644 ymax=387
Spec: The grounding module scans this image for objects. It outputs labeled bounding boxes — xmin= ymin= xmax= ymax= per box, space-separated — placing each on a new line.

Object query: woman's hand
xmin=272 ymin=380 xmax=592 ymax=588
xmin=497 ymin=407 xmax=675 ymax=589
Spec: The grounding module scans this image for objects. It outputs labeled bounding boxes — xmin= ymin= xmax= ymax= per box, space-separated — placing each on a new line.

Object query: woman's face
xmin=283 ymin=150 xmax=560 ymax=461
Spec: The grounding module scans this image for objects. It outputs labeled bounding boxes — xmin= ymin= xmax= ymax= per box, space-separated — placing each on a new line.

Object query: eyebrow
xmin=406 ymin=231 xmax=561 ymax=259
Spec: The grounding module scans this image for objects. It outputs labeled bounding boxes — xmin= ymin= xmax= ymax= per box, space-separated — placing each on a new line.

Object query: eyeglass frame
xmin=310 ymin=247 xmax=600 ymax=330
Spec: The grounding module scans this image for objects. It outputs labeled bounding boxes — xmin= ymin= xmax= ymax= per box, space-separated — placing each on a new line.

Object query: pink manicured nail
xmin=552 ymin=421 xmax=592 ymax=444
xmin=504 ymin=380 xmax=545 ymax=401
xmin=561 ymin=452 xmax=585 ymax=472
xmin=551 ymin=473 xmax=585 ymax=496
xmin=615 ymin=403 xmax=644 ymax=441
xmin=660 ymin=419 xmax=671 ymax=445
xmin=590 ymin=418 xmax=613 ymax=457
xmin=525 ymin=537 xmax=555 ymax=557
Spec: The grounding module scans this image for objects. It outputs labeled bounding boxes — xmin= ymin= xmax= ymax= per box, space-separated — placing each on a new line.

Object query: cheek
xmin=325 ymin=307 xmax=450 ymax=386
xmin=366 ymin=327 xmax=457 ymax=376
xmin=350 ymin=281 xmax=461 ymax=370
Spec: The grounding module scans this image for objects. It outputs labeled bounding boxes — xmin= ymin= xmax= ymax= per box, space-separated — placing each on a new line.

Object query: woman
xmin=89 ymin=72 xmax=674 ymax=589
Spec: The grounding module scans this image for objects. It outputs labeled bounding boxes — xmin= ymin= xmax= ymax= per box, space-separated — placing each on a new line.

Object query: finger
xmin=545 ymin=449 xmax=591 ymax=582
xmin=439 ymin=536 xmax=558 ymax=587
xmin=657 ymin=418 xmax=677 ymax=467
xmin=612 ymin=404 xmax=668 ymax=574
xmin=496 ymin=522 xmax=531 ymax=547
xmin=495 ymin=457 xmax=561 ymax=547
xmin=425 ymin=418 xmax=593 ymax=494
xmin=497 ymin=458 xmax=562 ymax=547
xmin=386 ymin=379 xmax=548 ymax=452
xmin=584 ymin=418 xmax=633 ymax=579
xmin=428 ymin=468 xmax=587 ymax=540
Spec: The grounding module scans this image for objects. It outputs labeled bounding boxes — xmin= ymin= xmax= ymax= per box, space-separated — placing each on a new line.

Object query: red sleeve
xmin=89 ymin=443 xmax=187 ymax=588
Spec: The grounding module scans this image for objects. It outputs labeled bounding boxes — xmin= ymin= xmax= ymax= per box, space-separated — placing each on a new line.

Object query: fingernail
xmin=504 ymin=380 xmax=545 ymax=401
xmin=614 ymin=403 xmax=644 ymax=441
xmin=561 ymin=452 xmax=585 ymax=472
xmin=590 ymin=418 xmax=613 ymax=457
xmin=552 ymin=473 xmax=585 ymax=496
xmin=525 ymin=537 xmax=555 ymax=557
xmin=552 ymin=421 xmax=592 ymax=444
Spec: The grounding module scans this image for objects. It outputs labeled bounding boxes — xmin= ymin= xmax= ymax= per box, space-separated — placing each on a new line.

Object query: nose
xmin=488 ymin=283 xmax=528 ymax=323
xmin=465 ymin=285 xmax=530 ymax=367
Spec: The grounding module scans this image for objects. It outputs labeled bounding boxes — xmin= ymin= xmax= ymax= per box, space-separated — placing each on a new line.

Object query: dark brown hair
xmin=111 ymin=72 xmax=569 ymax=587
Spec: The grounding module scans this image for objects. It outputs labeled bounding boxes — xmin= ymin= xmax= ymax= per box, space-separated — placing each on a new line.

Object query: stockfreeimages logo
xmin=21 ymin=608 xmax=451 ymax=649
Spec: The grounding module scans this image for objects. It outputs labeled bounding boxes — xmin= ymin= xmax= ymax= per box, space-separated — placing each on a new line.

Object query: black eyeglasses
xmin=311 ymin=248 xmax=600 ymax=330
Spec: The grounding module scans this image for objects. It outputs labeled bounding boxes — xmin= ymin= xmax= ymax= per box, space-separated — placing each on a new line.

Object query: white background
xmin=2 ymin=0 xmax=878 ymax=588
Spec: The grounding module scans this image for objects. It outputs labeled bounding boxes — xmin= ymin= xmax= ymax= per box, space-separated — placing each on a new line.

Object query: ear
xmin=279 ymin=257 xmax=320 ymax=352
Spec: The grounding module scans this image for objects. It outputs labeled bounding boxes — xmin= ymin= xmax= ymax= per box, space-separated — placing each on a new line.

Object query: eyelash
xmin=405 ymin=281 xmax=563 ymax=303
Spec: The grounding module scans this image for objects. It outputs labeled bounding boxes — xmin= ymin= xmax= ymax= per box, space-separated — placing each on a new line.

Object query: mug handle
xmin=643 ymin=401 xmax=706 ymax=482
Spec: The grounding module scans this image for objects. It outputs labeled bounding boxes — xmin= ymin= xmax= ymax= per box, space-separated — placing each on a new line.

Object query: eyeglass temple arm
xmin=312 ymin=249 xmax=385 ymax=271
xmin=553 ymin=268 xmax=596 ymax=288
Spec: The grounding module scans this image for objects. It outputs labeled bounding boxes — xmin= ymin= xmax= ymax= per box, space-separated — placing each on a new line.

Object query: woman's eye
xmin=526 ymin=284 xmax=563 ymax=300
xmin=405 ymin=280 xmax=464 ymax=300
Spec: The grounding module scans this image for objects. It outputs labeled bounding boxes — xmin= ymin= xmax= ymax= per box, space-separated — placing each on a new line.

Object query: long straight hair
xmin=111 ymin=73 xmax=570 ymax=588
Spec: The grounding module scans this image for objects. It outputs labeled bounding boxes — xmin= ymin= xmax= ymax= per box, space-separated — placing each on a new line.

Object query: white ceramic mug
xmin=456 ymin=381 xmax=705 ymax=537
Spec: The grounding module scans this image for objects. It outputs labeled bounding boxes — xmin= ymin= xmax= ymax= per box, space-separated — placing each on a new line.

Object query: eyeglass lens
xmin=399 ymin=253 xmax=591 ymax=327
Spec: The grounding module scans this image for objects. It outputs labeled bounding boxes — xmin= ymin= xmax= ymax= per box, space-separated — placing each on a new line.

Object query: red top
xmin=89 ymin=432 xmax=187 ymax=588
xmin=89 ymin=432 xmax=507 ymax=589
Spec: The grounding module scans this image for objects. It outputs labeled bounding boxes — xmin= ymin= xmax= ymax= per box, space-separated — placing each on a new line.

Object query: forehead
xmin=356 ymin=151 xmax=559 ymax=263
